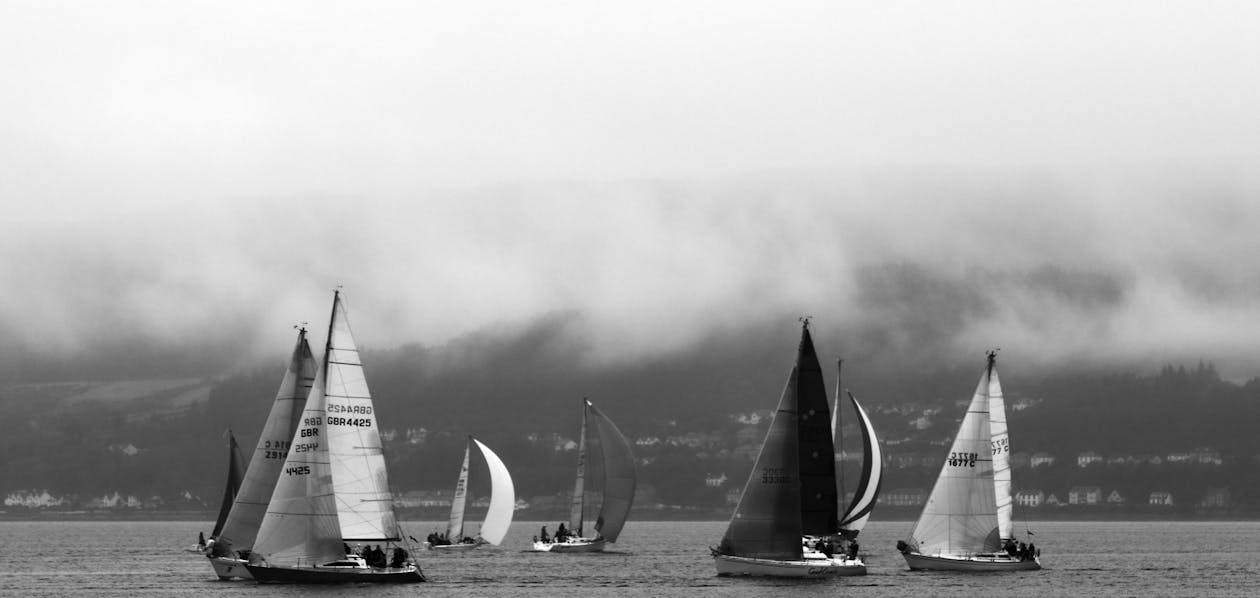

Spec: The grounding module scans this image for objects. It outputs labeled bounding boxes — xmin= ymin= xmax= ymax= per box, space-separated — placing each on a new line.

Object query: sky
xmin=2 ymin=1 xmax=1260 ymax=378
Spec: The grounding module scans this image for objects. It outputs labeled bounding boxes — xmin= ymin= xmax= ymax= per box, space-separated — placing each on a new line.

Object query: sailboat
xmin=897 ymin=350 xmax=1041 ymax=572
xmin=187 ymin=431 xmax=246 ymax=554
xmin=426 ymin=435 xmax=516 ymax=551
xmin=244 ymin=290 xmax=425 ymax=583
xmin=204 ymin=327 xmax=317 ymax=580
xmin=712 ymin=320 xmax=874 ymax=577
xmin=531 ymin=398 xmax=637 ymax=553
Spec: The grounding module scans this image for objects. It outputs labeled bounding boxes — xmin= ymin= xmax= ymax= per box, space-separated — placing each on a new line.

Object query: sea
xmin=0 ymin=520 xmax=1256 ymax=597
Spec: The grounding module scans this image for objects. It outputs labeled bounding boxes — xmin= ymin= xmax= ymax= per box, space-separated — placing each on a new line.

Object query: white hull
xmin=531 ymin=538 xmax=606 ymax=553
xmin=713 ymin=554 xmax=866 ymax=577
xmin=425 ymin=541 xmax=485 ymax=552
xmin=209 ymin=556 xmax=253 ymax=580
xmin=902 ymin=551 xmax=1041 ymax=572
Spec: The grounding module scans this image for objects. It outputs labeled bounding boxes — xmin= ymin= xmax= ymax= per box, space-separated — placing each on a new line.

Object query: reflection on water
xmin=0 ymin=520 xmax=1257 ymax=597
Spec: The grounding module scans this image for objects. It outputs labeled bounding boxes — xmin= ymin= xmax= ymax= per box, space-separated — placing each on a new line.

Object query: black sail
xmin=719 ymin=366 xmax=803 ymax=560
xmin=795 ymin=326 xmax=839 ymax=535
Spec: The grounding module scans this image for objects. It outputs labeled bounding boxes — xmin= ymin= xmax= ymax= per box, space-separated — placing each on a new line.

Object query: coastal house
xmin=1148 ymin=491 xmax=1175 ymax=506
xmin=1069 ymin=486 xmax=1102 ymax=505
xmin=1199 ymin=488 xmax=1231 ymax=508
xmin=1106 ymin=490 xmax=1126 ymax=505
xmin=1015 ymin=489 xmax=1045 ymax=508
xmin=1076 ymin=451 xmax=1104 ymax=468
xmin=1045 ymin=493 xmax=1063 ymax=506
xmin=704 ymin=473 xmax=728 ymax=488
xmin=1030 ymin=452 xmax=1056 ymax=468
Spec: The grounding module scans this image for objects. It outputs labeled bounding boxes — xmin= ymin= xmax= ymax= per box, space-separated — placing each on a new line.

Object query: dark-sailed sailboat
xmin=205 ymin=326 xmax=317 ymax=580
xmin=244 ymin=290 xmax=424 ymax=583
xmin=531 ymin=398 xmax=637 ymax=553
xmin=189 ymin=431 xmax=246 ymax=554
xmin=712 ymin=319 xmax=874 ymax=577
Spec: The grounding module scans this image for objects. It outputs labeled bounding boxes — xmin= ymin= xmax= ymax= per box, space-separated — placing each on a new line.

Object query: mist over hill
xmin=4 ymin=312 xmax=1259 ymax=516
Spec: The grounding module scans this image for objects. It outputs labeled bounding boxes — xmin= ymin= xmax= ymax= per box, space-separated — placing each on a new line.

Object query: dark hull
xmin=244 ymin=563 xmax=425 ymax=584
xmin=902 ymin=552 xmax=1041 ymax=572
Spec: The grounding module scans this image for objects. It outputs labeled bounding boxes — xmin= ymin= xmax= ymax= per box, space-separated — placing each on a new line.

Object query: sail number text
xmin=948 ymin=452 xmax=978 ymax=467
xmin=263 ymin=439 xmax=291 ymax=460
xmin=991 ymin=437 xmax=1009 ymax=456
xmin=327 ymin=404 xmax=373 ymax=415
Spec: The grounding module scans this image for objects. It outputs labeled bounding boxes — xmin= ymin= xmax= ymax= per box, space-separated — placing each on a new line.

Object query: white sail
xmin=908 ymin=368 xmax=1000 ymax=556
xmin=324 ymin=291 xmax=397 ymax=541
xmin=988 ymin=365 xmax=1013 ymax=542
xmin=446 ymin=441 xmax=472 ymax=541
xmin=568 ymin=402 xmax=588 ymax=535
xmin=216 ymin=328 xmax=316 ymax=554
xmin=472 ymin=438 xmax=515 ymax=545
xmin=251 ymin=364 xmax=345 ymax=566
xmin=838 ymin=392 xmax=883 ymax=534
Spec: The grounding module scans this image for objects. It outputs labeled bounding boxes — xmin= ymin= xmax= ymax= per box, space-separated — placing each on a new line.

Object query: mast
xmin=568 ymin=398 xmax=589 ymax=536
xmin=446 ymin=437 xmax=472 ymax=541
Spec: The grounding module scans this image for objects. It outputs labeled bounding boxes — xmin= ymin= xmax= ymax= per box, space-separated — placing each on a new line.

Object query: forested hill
xmin=3 ymin=316 xmax=1259 ymax=514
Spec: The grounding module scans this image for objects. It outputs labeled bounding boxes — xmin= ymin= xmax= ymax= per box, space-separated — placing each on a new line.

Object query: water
xmin=1 ymin=520 xmax=1256 ymax=597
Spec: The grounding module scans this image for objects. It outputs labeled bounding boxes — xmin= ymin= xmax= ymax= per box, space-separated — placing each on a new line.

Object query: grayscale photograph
xmin=1 ymin=2 xmax=1257 ymax=596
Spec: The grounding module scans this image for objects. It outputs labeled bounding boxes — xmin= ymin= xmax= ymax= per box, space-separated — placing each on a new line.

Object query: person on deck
xmin=556 ymin=522 xmax=568 ymax=543
xmin=540 ymin=526 xmax=550 ymax=543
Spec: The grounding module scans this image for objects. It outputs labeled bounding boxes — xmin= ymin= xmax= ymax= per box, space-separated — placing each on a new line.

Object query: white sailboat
xmin=898 ymin=350 xmax=1041 ymax=572
xmin=426 ymin=435 xmax=516 ymax=551
xmin=205 ymin=327 xmax=317 ymax=580
xmin=244 ymin=290 xmax=425 ymax=583
xmin=532 ymin=398 xmax=637 ymax=553
xmin=712 ymin=320 xmax=873 ymax=577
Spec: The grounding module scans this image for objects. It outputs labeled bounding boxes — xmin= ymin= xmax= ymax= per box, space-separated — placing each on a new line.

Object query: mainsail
xmin=988 ymin=361 xmax=1013 ymax=542
xmin=794 ymin=326 xmax=838 ymax=536
xmin=587 ymin=399 xmax=636 ymax=543
xmin=323 ymin=290 xmax=397 ymax=541
xmin=568 ymin=402 xmax=588 ymax=536
xmin=446 ymin=440 xmax=472 ymax=541
xmin=212 ymin=431 xmax=248 ymax=538
xmin=907 ymin=355 xmax=1001 ymax=556
xmin=215 ymin=328 xmax=317 ymax=553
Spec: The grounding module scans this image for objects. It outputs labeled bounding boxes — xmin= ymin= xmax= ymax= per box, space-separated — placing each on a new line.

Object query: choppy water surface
xmin=1 ymin=520 xmax=1256 ymax=597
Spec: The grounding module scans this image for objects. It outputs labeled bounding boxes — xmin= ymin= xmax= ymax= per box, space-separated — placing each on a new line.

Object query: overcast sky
xmin=3 ymin=2 xmax=1259 ymax=377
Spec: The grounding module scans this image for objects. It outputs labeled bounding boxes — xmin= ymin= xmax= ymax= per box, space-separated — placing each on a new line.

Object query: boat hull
xmin=531 ymin=538 xmax=606 ymax=553
xmin=244 ymin=563 xmax=426 ymax=584
xmin=425 ymin=541 xmax=485 ymax=552
xmin=902 ymin=552 xmax=1041 ymax=572
xmin=208 ymin=556 xmax=253 ymax=580
xmin=713 ymin=554 xmax=866 ymax=577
